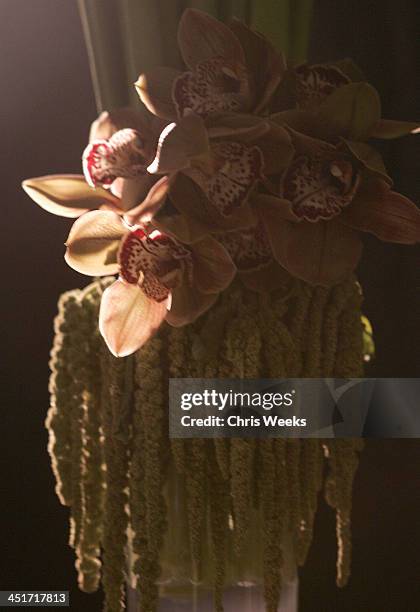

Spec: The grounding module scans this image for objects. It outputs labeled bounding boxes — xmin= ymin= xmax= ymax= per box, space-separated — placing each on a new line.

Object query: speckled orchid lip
xmin=83 ymin=128 xmax=148 ymax=188
xmin=295 ymin=63 xmax=350 ymax=109
xmin=173 ymin=56 xmax=250 ymax=119
xmin=185 ymin=140 xmax=264 ymax=217
xmin=118 ymin=227 xmax=190 ymax=303
xmin=220 ymin=222 xmax=272 ymax=271
xmin=280 ymin=141 xmax=361 ymax=222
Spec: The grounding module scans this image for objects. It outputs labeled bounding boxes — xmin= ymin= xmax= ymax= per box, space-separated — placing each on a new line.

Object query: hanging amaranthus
xmin=48 ymin=276 xmax=364 ymax=612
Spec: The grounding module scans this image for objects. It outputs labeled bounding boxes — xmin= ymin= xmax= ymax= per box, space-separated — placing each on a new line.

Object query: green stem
xmin=249 ymin=0 xmax=290 ymax=55
xmin=290 ymin=0 xmax=314 ymax=62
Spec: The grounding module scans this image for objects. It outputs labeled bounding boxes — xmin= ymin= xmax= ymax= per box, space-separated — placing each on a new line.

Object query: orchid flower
xmin=22 ymin=108 xmax=167 ymax=218
xmin=64 ymin=210 xmax=236 ymax=356
xmin=272 ymin=64 xmax=420 ymax=141
xmin=258 ymin=129 xmax=420 ymax=286
xmin=135 ymin=8 xmax=286 ymax=121
xmin=146 ymin=111 xmax=294 ymax=237
xmin=21 ymin=8 xmax=420 ymax=356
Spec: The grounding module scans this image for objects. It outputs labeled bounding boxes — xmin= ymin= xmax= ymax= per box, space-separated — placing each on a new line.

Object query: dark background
xmin=0 ymin=1 xmax=419 ymax=611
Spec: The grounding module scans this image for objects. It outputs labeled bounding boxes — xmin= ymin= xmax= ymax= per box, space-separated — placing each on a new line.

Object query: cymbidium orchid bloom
xmin=147 ymin=111 xmax=294 ymax=235
xmin=278 ymin=131 xmax=361 ymax=222
xmin=294 ymin=63 xmax=350 ymax=110
xmin=259 ymin=129 xmax=420 ymax=286
xmin=63 ymin=209 xmax=236 ymax=356
xmin=83 ymin=107 xmax=168 ymax=213
xmin=22 ymin=8 xmax=420 ymax=359
xmin=135 ymin=8 xmax=285 ymax=121
xmin=22 ymin=108 xmax=167 ymax=219
xmin=272 ymin=64 xmax=420 ymax=142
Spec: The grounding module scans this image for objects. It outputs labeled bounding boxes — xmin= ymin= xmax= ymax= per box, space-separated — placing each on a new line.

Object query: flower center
xmin=119 ymin=229 xmax=192 ymax=301
xmin=187 ymin=141 xmax=263 ymax=216
xmin=281 ymin=153 xmax=360 ymax=221
xmin=173 ymin=57 xmax=249 ymax=118
xmin=220 ymin=223 xmax=272 ymax=270
xmin=295 ymin=64 xmax=350 ymax=109
xmin=83 ymin=128 xmax=149 ymax=187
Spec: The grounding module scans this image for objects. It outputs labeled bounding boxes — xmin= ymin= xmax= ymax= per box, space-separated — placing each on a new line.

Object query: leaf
xmin=99 ymin=280 xmax=168 ymax=357
xmin=147 ymin=114 xmax=209 ymax=174
xmin=369 ymin=119 xmax=420 ymax=139
xmin=135 ymin=67 xmax=180 ymax=120
xmin=341 ymin=139 xmax=392 ymax=184
xmin=191 ymin=236 xmax=236 ymax=294
xmin=178 ymin=8 xmax=245 ymax=70
xmin=22 ymin=175 xmax=118 ymax=218
xmin=65 ymin=210 xmax=126 ymax=275
xmin=341 ymin=179 xmax=420 ymax=244
xmin=318 ymin=82 xmax=381 ymax=140
xmin=263 ymin=212 xmax=362 ymax=286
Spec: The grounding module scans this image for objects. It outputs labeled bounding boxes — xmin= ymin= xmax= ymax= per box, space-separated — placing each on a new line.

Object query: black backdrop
xmin=0 ymin=1 xmax=419 ymax=611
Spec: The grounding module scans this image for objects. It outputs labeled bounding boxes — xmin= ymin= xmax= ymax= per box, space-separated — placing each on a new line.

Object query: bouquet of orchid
xmin=23 ymin=8 xmax=420 ymax=358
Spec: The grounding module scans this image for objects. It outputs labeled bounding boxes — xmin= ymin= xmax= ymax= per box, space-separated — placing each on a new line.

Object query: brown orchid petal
xmin=64 ymin=210 xmax=126 ymax=275
xmin=148 ymin=114 xmax=209 ymax=174
xmin=170 ymin=173 xmax=257 ymax=233
xmin=89 ymin=108 xmax=150 ymax=142
xmin=254 ymin=193 xmax=300 ymax=222
xmin=206 ymin=113 xmax=270 ymax=142
xmin=254 ymin=122 xmax=294 ymax=175
xmin=341 ymin=180 xmax=420 ymax=244
xmin=285 ymin=127 xmax=331 ymax=157
xmin=263 ymin=212 xmax=362 ymax=286
xmin=229 ymin=19 xmax=286 ymax=114
xmin=178 ymin=8 xmax=245 ymax=71
xmin=153 ymin=199 xmax=210 ymax=244
xmin=269 ymin=69 xmax=298 ymax=113
xmin=318 ymin=82 xmax=381 ymax=140
xmin=239 ymin=260 xmax=292 ymax=293
xmin=112 ymin=175 xmax=157 ymax=212
xmin=369 ymin=119 xmax=420 ymax=139
xmin=191 ymin=236 xmax=236 ymax=294
xmin=341 ymin=139 xmax=392 ymax=184
xmin=166 ymin=284 xmax=218 ymax=327
xmin=99 ymin=279 xmax=168 ymax=357
xmin=124 ymin=176 xmax=171 ymax=226
xmin=173 ymin=58 xmax=250 ymax=118
xmin=135 ymin=67 xmax=181 ymax=121
xmin=270 ymin=110 xmax=331 ymax=140
xmin=22 ymin=175 xmax=118 ymax=218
